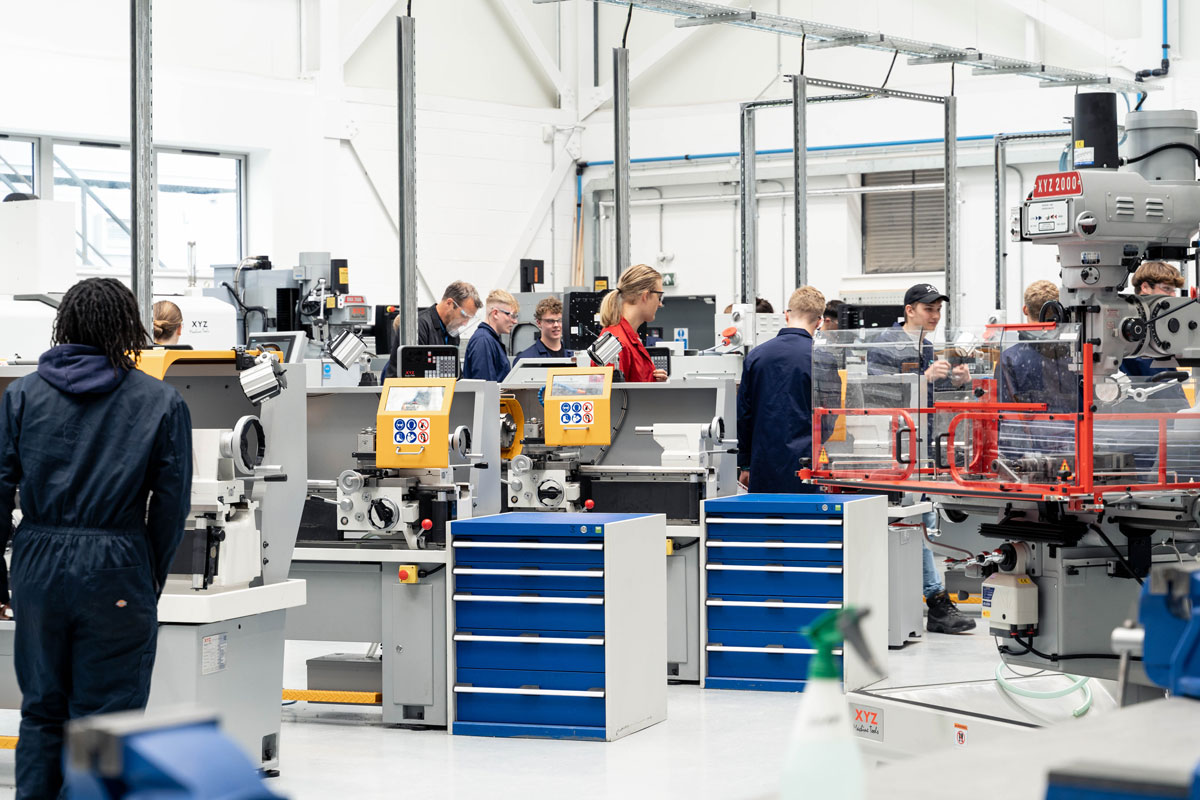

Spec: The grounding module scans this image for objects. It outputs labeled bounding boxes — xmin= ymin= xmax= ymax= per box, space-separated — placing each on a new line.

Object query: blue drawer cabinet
xmin=701 ymin=494 xmax=888 ymax=693
xmin=448 ymin=512 xmax=667 ymax=741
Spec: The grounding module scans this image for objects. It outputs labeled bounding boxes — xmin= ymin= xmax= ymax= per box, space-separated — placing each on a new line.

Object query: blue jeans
xmin=922 ymin=510 xmax=944 ymax=599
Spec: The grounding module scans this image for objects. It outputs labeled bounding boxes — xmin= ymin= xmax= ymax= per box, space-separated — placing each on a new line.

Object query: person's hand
xmin=951 ymin=364 xmax=971 ymax=386
xmin=738 ymin=470 xmax=750 ymax=489
xmin=653 ymin=369 xmax=668 ymax=382
xmin=925 ymin=360 xmax=951 ymax=381
xmin=0 ymin=603 xmax=12 ymax=621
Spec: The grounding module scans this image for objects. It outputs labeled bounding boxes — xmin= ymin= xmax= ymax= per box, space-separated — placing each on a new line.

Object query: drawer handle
xmin=707 ymin=518 xmax=844 ymax=527
xmin=705 ymin=541 xmax=843 ymax=550
xmin=705 ymin=600 xmax=844 ymax=609
xmin=453 ymin=685 xmax=605 ymax=698
xmin=453 ymin=594 xmax=604 ymax=606
xmin=453 ymin=568 xmax=604 ymax=578
xmin=705 ymin=645 xmax=844 ymax=655
xmin=454 ymin=634 xmax=605 ymax=646
xmin=705 ymin=564 xmax=842 ymax=574
xmin=453 ymin=541 xmax=604 ymax=551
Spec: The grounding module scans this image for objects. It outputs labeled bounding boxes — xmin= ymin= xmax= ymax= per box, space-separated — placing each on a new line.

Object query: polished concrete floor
xmin=0 ymin=621 xmax=1134 ymax=799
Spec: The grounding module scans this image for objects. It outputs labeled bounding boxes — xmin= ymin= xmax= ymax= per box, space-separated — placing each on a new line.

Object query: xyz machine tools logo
xmin=850 ymin=704 xmax=884 ymax=741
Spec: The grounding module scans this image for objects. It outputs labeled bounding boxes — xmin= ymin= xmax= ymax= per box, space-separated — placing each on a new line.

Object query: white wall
xmin=0 ymin=0 xmax=1197 ymax=322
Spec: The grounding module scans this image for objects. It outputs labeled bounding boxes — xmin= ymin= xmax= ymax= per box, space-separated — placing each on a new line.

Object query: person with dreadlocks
xmin=0 ymin=278 xmax=192 ymax=799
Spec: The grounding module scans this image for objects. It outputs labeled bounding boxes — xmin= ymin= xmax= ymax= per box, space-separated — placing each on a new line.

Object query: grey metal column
xmin=397 ymin=15 xmax=418 ymax=346
xmin=943 ymin=95 xmax=958 ymax=331
xmin=994 ymin=136 xmax=1006 ymax=312
xmin=612 ymin=47 xmax=631 ymax=278
xmin=739 ymin=103 xmax=757 ymax=305
xmin=130 ymin=0 xmax=154 ymax=329
xmin=792 ymin=76 xmax=807 ymax=288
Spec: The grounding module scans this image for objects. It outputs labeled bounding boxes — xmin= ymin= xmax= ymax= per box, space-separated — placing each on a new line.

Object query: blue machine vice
xmin=65 ymin=708 xmax=282 ymax=800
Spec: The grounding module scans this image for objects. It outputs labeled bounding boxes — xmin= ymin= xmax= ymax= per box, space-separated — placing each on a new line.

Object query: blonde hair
xmin=486 ymin=289 xmax=519 ymax=315
xmin=599 ymin=264 xmax=662 ymax=327
xmin=787 ymin=286 xmax=825 ymax=323
xmin=152 ymin=300 xmax=182 ymax=343
xmin=1023 ymin=280 xmax=1059 ymax=320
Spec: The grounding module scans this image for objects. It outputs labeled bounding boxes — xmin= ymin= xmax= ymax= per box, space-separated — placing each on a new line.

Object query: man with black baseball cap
xmin=866 ymin=282 xmax=975 ymax=635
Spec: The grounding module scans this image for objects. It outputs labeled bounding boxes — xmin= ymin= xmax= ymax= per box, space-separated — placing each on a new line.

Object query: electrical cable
xmin=222 ymin=282 xmax=269 ymax=344
xmin=993 ymin=663 xmax=1093 ymax=718
xmin=881 ymin=49 xmax=899 ymax=89
xmin=1135 ymin=92 xmax=1147 ymax=111
xmin=407 ymin=0 xmax=412 ymax=16
xmin=800 ymin=33 xmax=806 ymax=76
xmin=621 ymin=2 xmax=633 ymax=48
xmin=921 ymin=521 xmax=976 ymax=561
xmin=1088 ymin=523 xmax=1145 ymax=586
xmin=1123 ymin=141 xmax=1200 ymax=165
xmin=950 ymin=62 xmax=955 ymax=96
xmin=1015 ymin=635 xmax=1134 ymax=662
xmin=594 ymin=388 xmax=629 ymax=466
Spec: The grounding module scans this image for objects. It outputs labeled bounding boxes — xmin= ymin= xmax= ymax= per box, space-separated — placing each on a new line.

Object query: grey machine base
xmin=285 ymin=559 xmax=447 ymax=726
xmin=0 ymin=610 xmax=288 ymax=771
xmin=889 ymin=523 xmax=926 ymax=649
xmin=307 ymin=653 xmax=383 ymax=693
xmin=666 ymin=536 xmax=702 ymax=682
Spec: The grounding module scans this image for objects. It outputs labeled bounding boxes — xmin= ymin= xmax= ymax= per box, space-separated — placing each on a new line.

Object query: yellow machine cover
xmin=376 ymin=378 xmax=456 ymax=469
xmin=543 ymin=367 xmax=612 ymax=447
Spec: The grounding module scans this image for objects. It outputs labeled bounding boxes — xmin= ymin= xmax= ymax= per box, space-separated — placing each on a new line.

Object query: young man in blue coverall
xmin=737 ymin=286 xmax=839 ymax=493
xmin=515 ymin=296 xmax=573 ymax=361
xmin=866 ymin=283 xmax=976 ymax=634
xmin=0 ymin=279 xmax=193 ymax=798
xmin=462 ymin=289 xmax=519 ymax=382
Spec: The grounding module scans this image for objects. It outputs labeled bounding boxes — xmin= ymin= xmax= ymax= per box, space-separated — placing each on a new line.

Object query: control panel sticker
xmin=202 ymin=633 xmax=228 ymax=675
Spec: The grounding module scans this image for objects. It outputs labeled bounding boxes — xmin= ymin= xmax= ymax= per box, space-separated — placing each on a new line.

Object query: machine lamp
xmin=329 ymin=330 xmax=368 ymax=370
xmin=239 ymin=352 xmax=287 ymax=405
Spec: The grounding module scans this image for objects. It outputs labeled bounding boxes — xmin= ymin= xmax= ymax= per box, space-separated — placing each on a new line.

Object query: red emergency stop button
xmin=398 ymin=565 xmax=418 ymax=584
xmin=584 ymin=499 xmax=595 ymax=510
xmin=421 ymin=518 xmax=433 ymax=531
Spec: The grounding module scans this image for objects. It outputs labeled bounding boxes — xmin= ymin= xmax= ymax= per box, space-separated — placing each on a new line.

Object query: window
xmin=157 ymin=150 xmax=243 ymax=272
xmin=861 ymin=169 xmax=945 ymax=274
xmin=0 ymin=136 xmax=36 ymax=198
xmin=49 ymin=140 xmax=244 ymax=273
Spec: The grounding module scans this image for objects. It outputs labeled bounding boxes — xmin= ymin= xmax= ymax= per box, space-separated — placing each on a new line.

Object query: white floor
xmin=0 ymin=624 xmax=1138 ymax=800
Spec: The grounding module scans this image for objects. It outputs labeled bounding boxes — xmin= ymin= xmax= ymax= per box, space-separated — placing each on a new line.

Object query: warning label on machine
xmin=393 ymin=417 xmax=430 ymax=445
xmin=202 ymin=632 xmax=228 ymax=675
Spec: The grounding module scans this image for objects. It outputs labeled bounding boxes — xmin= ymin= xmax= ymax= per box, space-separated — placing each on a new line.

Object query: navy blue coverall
xmin=462 ymin=322 xmax=511 ymax=382
xmin=737 ymin=327 xmax=838 ymax=493
xmin=0 ymin=344 xmax=192 ymax=799
xmin=515 ymin=337 xmax=572 ymax=362
xmin=994 ymin=331 xmax=1079 ymax=458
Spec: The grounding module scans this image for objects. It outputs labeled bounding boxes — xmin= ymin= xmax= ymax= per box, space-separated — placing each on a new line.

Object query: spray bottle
xmin=781 ymin=607 xmax=883 ymax=800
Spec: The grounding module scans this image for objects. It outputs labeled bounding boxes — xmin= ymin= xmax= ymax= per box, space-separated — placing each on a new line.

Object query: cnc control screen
xmin=385 ymin=385 xmax=445 ymax=412
xmin=550 ymin=373 xmax=606 ymax=397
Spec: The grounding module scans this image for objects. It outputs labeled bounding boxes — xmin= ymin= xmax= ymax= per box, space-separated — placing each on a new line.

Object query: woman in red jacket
xmin=598 ymin=264 xmax=668 ymax=382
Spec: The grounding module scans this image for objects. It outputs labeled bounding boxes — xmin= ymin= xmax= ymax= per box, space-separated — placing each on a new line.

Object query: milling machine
xmin=810 ymin=92 xmax=1200 ymax=691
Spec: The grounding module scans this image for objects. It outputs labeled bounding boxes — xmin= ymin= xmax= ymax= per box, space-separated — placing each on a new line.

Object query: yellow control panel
xmin=543 ymin=367 xmax=612 ymax=447
xmin=376 ymin=378 xmax=456 ymax=469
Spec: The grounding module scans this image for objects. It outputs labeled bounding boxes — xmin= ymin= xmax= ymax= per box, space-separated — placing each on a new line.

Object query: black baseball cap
xmin=904 ymin=283 xmax=950 ymax=306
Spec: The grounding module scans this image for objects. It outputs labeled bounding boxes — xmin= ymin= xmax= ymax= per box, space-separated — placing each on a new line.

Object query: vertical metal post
xmin=130 ymin=0 xmax=154 ymax=330
xmin=792 ymin=76 xmax=807 ymax=288
xmin=994 ymin=136 xmax=1007 ymax=312
xmin=739 ymin=104 xmax=757 ymax=305
xmin=612 ymin=47 xmax=631 ymax=279
xmin=943 ymin=95 xmax=958 ymax=331
xmin=397 ymin=15 xmax=418 ymax=346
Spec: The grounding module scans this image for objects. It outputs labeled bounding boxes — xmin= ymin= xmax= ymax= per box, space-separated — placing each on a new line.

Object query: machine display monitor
xmin=385 ymin=385 xmax=445 ymax=412
xmin=247 ymin=332 xmax=306 ymax=363
xmin=550 ymin=373 xmax=606 ymax=397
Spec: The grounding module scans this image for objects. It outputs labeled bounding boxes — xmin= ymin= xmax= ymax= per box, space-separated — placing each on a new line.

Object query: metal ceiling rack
xmin=533 ymin=0 xmax=1158 ymax=95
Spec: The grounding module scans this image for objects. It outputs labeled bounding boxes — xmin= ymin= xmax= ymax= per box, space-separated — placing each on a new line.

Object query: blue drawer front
xmin=452 ymin=538 xmax=604 ymax=567
xmin=457 ymin=667 xmax=604 ymax=692
xmin=705 ymin=565 xmax=843 ymax=597
xmin=454 ymin=595 xmax=604 ymax=633
xmin=705 ymin=520 xmax=843 ymax=542
xmin=455 ymin=632 xmax=605 ymax=672
xmin=707 ymin=648 xmax=830 ymax=681
xmin=455 ymin=691 xmax=605 ymax=727
xmin=706 ymin=599 xmax=841 ymax=633
xmin=453 ymin=563 xmax=605 ymax=592
xmin=704 ymin=545 xmax=844 ymax=565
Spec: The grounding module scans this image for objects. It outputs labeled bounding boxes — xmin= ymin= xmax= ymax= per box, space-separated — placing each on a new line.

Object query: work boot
xmin=925 ymin=591 xmax=976 ymax=634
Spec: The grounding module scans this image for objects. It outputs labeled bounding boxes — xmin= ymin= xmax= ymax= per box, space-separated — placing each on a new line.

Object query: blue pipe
xmin=1163 ymin=0 xmax=1169 ymax=59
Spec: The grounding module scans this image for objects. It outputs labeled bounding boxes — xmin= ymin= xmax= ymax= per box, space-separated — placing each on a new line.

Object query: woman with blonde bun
xmin=597 ymin=264 xmax=667 ymax=382
xmin=152 ymin=300 xmax=183 ymax=346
